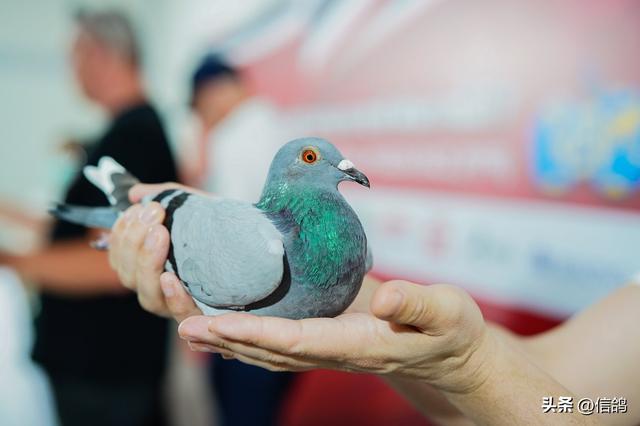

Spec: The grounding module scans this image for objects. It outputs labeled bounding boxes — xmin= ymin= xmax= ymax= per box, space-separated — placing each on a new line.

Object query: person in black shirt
xmin=0 ymin=11 xmax=177 ymax=426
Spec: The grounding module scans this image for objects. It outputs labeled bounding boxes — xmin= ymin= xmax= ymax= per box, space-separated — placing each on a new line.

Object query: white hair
xmin=76 ymin=9 xmax=141 ymax=66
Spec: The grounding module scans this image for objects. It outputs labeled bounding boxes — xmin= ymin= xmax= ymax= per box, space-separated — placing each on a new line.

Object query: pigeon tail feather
xmin=83 ymin=157 xmax=139 ymax=210
xmin=49 ymin=203 xmax=119 ymax=229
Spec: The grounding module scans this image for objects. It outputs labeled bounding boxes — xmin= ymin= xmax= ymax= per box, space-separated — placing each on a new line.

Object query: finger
xmin=188 ymin=339 xmax=315 ymax=372
xmin=229 ymin=352 xmax=312 ymax=373
xmin=123 ymin=203 xmax=164 ymax=290
xmin=186 ymin=331 xmax=321 ymax=370
xmin=160 ymin=272 xmax=202 ymax=322
xmin=345 ymin=275 xmax=380 ymax=314
xmin=129 ymin=183 xmax=185 ymax=203
xmin=135 ymin=223 xmax=170 ymax=316
xmin=188 ymin=340 xmax=309 ymax=372
xmin=188 ymin=341 xmax=235 ymax=359
xmin=370 ymin=281 xmax=468 ymax=333
xmin=179 ymin=316 xmax=318 ymax=371
xmin=186 ymin=312 xmax=375 ymax=361
xmin=108 ymin=204 xmax=144 ymax=288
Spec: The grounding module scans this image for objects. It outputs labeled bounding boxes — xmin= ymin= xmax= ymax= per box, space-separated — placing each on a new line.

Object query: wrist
xmin=439 ymin=330 xmax=517 ymax=425
xmin=436 ymin=325 xmax=498 ymax=395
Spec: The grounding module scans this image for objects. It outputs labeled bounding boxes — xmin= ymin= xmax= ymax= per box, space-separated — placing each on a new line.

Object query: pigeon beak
xmin=337 ymin=159 xmax=370 ymax=188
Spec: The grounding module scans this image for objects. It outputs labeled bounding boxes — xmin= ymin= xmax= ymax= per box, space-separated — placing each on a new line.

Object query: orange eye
xmin=301 ymin=149 xmax=318 ymax=164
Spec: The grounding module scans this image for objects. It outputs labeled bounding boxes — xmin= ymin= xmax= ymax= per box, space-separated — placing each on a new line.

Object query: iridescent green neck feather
xmin=257 ymin=182 xmax=365 ymax=289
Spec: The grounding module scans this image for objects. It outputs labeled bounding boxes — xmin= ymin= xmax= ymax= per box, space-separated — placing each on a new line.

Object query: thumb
xmin=370 ymin=281 xmax=468 ymax=332
xmin=160 ymin=272 xmax=202 ymax=323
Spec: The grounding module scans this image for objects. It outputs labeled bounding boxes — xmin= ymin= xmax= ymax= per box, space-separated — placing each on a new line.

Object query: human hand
xmin=177 ymin=280 xmax=495 ymax=394
xmin=108 ymin=182 xmax=202 ymax=319
xmin=344 ymin=274 xmax=380 ymax=314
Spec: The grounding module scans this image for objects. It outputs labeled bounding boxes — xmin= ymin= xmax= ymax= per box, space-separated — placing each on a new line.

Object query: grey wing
xmin=169 ymin=196 xmax=285 ymax=308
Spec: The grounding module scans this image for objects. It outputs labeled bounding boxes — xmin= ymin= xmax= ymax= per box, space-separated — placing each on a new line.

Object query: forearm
xmin=518 ymin=285 xmax=640 ymax=424
xmin=9 ymin=240 xmax=124 ymax=295
xmin=384 ymin=377 xmax=474 ymax=426
xmin=442 ymin=331 xmax=601 ymax=426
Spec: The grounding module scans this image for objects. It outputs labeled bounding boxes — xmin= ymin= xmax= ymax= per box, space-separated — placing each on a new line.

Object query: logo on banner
xmin=532 ymin=89 xmax=640 ymax=199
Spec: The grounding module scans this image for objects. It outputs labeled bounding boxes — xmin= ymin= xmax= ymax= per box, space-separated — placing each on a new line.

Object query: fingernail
xmin=144 ymin=228 xmax=159 ymax=250
xmin=140 ymin=205 xmax=160 ymax=224
xmin=160 ymin=278 xmax=175 ymax=297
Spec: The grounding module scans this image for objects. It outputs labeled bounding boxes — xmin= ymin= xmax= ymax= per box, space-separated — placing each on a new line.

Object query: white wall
xmin=0 ymin=0 xmax=100 ymax=209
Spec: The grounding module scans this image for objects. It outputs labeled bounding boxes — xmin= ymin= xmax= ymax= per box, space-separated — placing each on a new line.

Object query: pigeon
xmin=51 ymin=137 xmax=372 ymax=319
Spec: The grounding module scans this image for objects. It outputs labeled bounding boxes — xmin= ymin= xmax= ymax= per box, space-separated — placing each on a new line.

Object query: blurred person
xmin=0 ymin=10 xmax=177 ymax=426
xmin=178 ymin=55 xmax=293 ymax=426
xmin=182 ymin=55 xmax=285 ymax=201
xmin=107 ymin=184 xmax=639 ymax=426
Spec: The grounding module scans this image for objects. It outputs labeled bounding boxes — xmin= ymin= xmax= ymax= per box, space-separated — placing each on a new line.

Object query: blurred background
xmin=1 ymin=0 xmax=640 ymax=425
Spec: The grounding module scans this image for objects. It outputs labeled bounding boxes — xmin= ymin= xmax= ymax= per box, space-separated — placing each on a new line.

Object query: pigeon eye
xmin=301 ymin=149 xmax=318 ymax=164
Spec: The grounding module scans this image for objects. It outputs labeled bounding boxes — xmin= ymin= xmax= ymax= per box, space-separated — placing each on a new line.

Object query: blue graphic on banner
xmin=532 ymin=90 xmax=640 ymax=199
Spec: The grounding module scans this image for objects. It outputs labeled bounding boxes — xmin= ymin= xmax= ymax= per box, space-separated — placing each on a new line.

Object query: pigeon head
xmin=265 ymin=137 xmax=370 ymax=191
